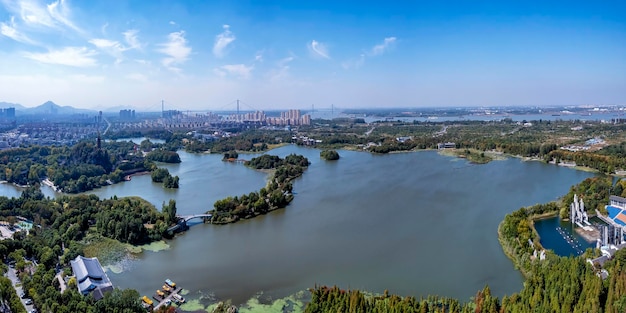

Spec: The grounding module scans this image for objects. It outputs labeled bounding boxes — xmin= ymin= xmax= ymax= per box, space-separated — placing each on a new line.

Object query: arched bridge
xmin=177 ymin=214 xmax=213 ymax=223
xmin=166 ymin=214 xmax=213 ymax=234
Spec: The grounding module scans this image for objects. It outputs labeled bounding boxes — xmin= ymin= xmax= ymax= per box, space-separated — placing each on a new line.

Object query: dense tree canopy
xmin=209 ymin=154 xmax=309 ymax=223
xmin=320 ymin=149 xmax=340 ymax=160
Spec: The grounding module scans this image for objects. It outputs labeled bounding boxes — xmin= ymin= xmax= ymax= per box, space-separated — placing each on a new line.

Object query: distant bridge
xmin=166 ymin=214 xmax=213 ymax=234
xmin=178 ymin=214 xmax=213 ymax=223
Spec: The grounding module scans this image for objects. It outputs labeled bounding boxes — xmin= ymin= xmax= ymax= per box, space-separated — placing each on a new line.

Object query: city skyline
xmin=1 ymin=0 xmax=625 ymax=110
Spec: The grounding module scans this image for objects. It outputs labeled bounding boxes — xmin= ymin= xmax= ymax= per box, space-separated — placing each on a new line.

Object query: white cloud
xmin=308 ymin=40 xmax=330 ymax=59
xmin=23 ymin=46 xmax=98 ymax=67
xmin=1 ymin=0 xmax=83 ymax=33
xmin=123 ymin=29 xmax=141 ymax=50
xmin=89 ymin=38 xmax=121 ymax=49
xmin=342 ymin=37 xmax=397 ymax=70
xmin=1 ymin=16 xmax=38 ymax=44
xmin=371 ymin=37 xmax=396 ymax=56
xmin=101 ymin=22 xmax=108 ymax=35
xmin=279 ymin=56 xmax=294 ymax=66
xmin=11 ymin=0 xmax=56 ymax=28
xmin=267 ymin=56 xmax=294 ymax=81
xmin=255 ymin=50 xmax=264 ymax=62
xmin=169 ymin=21 xmax=176 ymax=25
xmin=215 ymin=64 xmax=253 ymax=79
xmin=88 ymin=30 xmax=141 ymax=65
xmin=342 ymin=54 xmax=366 ymax=69
xmin=47 ymin=0 xmax=82 ymax=33
xmin=213 ymin=24 xmax=235 ymax=58
xmin=158 ymin=31 xmax=191 ymax=73
xmin=88 ymin=38 xmax=124 ymax=64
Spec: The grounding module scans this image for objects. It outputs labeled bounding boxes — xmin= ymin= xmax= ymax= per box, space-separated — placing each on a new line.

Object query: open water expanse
xmin=0 ymin=144 xmax=596 ymax=308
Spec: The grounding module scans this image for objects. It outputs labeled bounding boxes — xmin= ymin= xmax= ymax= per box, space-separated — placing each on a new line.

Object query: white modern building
xmin=70 ymin=256 xmax=113 ymax=300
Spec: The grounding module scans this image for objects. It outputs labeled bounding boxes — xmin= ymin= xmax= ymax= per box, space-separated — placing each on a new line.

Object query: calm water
xmin=5 ymin=145 xmax=596 ymax=307
xmin=533 ymin=217 xmax=596 ymax=256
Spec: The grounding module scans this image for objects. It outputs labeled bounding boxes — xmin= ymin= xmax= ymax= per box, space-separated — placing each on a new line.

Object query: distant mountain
xmin=24 ymin=101 xmax=96 ymax=115
xmin=0 ymin=101 xmax=26 ymax=110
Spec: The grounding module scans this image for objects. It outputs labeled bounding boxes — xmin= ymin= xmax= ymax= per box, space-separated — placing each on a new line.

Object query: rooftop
xmin=70 ymin=256 xmax=113 ymax=300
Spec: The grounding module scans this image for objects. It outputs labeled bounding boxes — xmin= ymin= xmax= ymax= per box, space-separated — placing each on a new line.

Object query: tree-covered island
xmin=208 ymin=154 xmax=310 ymax=224
xmin=320 ymin=149 xmax=340 ymax=160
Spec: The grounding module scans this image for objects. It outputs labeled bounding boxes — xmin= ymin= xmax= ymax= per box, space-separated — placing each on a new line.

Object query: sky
xmin=0 ymin=0 xmax=625 ymax=111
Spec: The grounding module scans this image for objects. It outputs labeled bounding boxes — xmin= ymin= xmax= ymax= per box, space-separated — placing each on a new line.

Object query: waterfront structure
xmin=570 ymin=194 xmax=590 ymax=228
xmin=599 ymin=196 xmax=626 ymax=230
xmin=437 ymin=142 xmax=456 ymax=149
xmin=610 ymin=195 xmax=626 ymax=209
xmin=598 ymin=224 xmax=624 ymax=248
xmin=70 ymin=256 xmax=113 ymax=300
xmin=588 ymin=196 xmax=626 ymax=277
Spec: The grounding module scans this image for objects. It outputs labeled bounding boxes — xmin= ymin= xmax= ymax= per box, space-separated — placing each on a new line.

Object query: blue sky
xmin=0 ymin=0 xmax=624 ymax=111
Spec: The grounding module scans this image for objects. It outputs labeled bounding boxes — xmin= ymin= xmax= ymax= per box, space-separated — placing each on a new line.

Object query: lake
xmin=2 ymin=145 xmax=596 ymax=309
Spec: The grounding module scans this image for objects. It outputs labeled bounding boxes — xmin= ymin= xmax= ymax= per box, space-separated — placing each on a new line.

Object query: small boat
xmin=162 ymin=285 xmax=172 ymax=293
xmin=172 ymin=293 xmax=186 ymax=304
xmin=142 ymin=295 xmax=153 ymax=306
xmin=156 ymin=290 xmax=165 ymax=297
xmin=165 ymin=278 xmax=176 ymax=288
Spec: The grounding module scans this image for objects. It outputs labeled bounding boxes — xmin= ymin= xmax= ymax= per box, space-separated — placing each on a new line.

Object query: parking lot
xmin=6 ymin=266 xmax=37 ymax=313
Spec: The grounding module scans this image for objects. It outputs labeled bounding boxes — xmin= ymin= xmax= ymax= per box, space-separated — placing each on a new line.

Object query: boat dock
xmin=556 ymin=226 xmax=584 ymax=255
xmin=142 ymin=279 xmax=186 ymax=312
xmin=152 ymin=286 xmax=184 ymax=310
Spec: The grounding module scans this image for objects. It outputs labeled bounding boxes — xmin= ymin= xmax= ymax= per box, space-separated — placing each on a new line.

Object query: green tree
xmin=320 ymin=150 xmax=340 ymax=160
xmin=162 ymin=200 xmax=178 ymax=225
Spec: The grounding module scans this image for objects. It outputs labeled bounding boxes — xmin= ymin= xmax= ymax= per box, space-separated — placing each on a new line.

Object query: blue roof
xmin=614 ymin=218 xmax=626 ymax=227
xmin=607 ymin=205 xmax=623 ymax=219
xmin=70 ymin=256 xmax=113 ymax=296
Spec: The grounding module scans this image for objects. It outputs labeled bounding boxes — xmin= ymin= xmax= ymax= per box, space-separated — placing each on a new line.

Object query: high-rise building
xmin=120 ymin=109 xmax=135 ymax=120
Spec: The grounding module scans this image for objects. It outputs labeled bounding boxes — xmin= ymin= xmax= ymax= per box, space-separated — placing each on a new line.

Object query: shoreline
xmin=575 ymin=226 xmax=600 ymax=243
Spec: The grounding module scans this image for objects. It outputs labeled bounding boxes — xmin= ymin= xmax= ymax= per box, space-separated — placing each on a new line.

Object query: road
xmin=6 ymin=267 xmax=36 ymax=313
xmin=102 ymin=116 xmax=112 ymax=136
xmin=55 ymin=272 xmax=67 ymax=293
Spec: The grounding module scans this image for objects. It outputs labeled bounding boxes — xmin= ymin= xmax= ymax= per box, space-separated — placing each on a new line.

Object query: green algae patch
xmin=138 ymin=240 xmax=170 ymax=252
xmin=104 ymin=263 xmax=125 ymax=274
xmin=82 ymin=235 xmax=128 ymax=265
xmin=238 ymin=292 xmax=306 ymax=313
xmin=179 ymin=298 xmax=208 ymax=312
xmin=126 ymin=245 xmax=142 ymax=254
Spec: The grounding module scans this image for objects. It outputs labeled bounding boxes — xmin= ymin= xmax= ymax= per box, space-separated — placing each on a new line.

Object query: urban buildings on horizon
xmin=121 ymin=108 xmax=312 ymax=126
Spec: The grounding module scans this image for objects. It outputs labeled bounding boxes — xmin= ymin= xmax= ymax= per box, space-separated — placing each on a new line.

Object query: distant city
xmin=0 ymin=100 xmax=625 ymax=150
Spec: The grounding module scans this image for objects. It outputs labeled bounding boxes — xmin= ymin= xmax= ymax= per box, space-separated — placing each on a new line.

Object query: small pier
xmin=152 ymin=286 xmax=184 ymax=310
xmin=556 ymin=226 xmax=584 ymax=255
xmin=143 ymin=279 xmax=186 ymax=312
